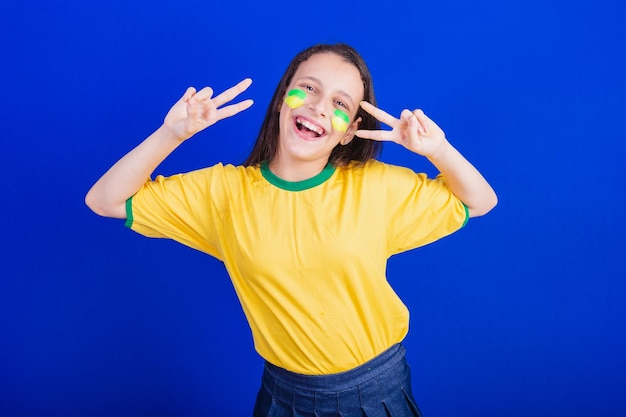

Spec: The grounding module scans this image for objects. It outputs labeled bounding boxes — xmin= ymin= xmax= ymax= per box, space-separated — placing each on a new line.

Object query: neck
xmin=268 ymin=156 xmax=329 ymax=182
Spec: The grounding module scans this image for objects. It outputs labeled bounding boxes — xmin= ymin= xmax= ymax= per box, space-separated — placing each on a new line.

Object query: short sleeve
xmin=383 ymin=165 xmax=468 ymax=255
xmin=125 ymin=164 xmax=225 ymax=260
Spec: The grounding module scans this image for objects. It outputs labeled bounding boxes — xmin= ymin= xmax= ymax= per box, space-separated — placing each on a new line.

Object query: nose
xmin=307 ymin=96 xmax=328 ymax=118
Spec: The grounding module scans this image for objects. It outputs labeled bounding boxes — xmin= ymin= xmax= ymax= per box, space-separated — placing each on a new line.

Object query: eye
xmin=335 ymin=100 xmax=348 ymax=109
xmin=302 ymin=84 xmax=316 ymax=93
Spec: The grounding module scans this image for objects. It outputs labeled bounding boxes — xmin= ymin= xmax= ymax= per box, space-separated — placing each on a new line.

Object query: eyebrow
xmin=296 ymin=76 xmax=356 ymax=108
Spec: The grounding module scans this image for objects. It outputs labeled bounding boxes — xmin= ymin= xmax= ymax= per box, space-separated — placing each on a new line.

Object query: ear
xmin=340 ymin=116 xmax=362 ymax=145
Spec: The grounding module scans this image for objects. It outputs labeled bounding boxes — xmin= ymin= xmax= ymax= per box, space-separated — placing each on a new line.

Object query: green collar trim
xmin=260 ymin=161 xmax=335 ymax=191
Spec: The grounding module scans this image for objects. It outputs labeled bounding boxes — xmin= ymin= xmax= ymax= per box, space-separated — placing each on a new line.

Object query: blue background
xmin=1 ymin=0 xmax=625 ymax=416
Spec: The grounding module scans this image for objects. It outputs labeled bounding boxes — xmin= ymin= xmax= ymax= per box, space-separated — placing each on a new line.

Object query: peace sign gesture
xmin=164 ymin=78 xmax=254 ymax=141
xmin=356 ymin=101 xmax=447 ymax=158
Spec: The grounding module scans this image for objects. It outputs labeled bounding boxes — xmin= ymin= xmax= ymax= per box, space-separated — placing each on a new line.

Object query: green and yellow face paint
xmin=284 ymin=89 xmax=306 ymax=109
xmin=285 ymin=89 xmax=350 ymax=133
xmin=331 ymin=109 xmax=350 ymax=133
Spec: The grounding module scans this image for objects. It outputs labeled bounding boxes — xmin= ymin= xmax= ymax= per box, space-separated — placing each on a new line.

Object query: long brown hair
xmin=244 ymin=43 xmax=382 ymax=167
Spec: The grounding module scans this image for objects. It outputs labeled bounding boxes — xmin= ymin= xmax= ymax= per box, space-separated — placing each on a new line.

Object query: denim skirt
xmin=253 ymin=344 xmax=422 ymax=417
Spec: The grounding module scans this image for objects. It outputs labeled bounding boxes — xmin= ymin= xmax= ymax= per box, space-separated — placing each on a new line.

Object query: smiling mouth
xmin=295 ymin=116 xmax=325 ymax=138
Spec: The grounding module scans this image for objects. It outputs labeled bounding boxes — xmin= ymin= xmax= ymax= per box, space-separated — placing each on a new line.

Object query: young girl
xmin=86 ymin=43 xmax=497 ymax=417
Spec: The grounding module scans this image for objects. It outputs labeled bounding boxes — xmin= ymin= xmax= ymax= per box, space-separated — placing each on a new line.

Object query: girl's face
xmin=276 ymin=53 xmax=364 ymax=172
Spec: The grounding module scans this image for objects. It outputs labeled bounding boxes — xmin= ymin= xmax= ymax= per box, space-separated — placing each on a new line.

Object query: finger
xmin=192 ymin=86 xmax=215 ymax=101
xmin=215 ymin=99 xmax=254 ymax=120
xmin=400 ymin=109 xmax=414 ymax=124
xmin=400 ymin=109 xmax=427 ymax=136
xmin=186 ymin=89 xmax=213 ymax=120
xmin=355 ymin=129 xmax=398 ymax=142
xmin=182 ymin=87 xmax=196 ymax=103
xmin=359 ymin=101 xmax=399 ymax=127
xmin=213 ymin=78 xmax=253 ymax=108
xmin=404 ymin=112 xmax=420 ymax=144
xmin=399 ymin=109 xmax=421 ymax=136
xmin=412 ymin=109 xmax=429 ymax=134
xmin=186 ymin=95 xmax=200 ymax=119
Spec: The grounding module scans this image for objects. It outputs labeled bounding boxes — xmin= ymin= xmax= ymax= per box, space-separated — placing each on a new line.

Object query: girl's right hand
xmin=163 ymin=78 xmax=254 ymax=141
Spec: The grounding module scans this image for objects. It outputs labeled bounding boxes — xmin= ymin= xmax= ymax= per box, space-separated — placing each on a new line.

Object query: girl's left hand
xmin=356 ymin=101 xmax=448 ymax=158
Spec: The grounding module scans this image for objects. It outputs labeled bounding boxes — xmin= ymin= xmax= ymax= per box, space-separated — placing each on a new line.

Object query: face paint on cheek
xmin=331 ymin=109 xmax=350 ymax=133
xmin=284 ymin=89 xmax=306 ymax=109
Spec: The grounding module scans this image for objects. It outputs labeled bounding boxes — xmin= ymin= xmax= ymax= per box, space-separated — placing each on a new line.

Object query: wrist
xmin=425 ymin=138 xmax=451 ymax=164
xmin=156 ymin=124 xmax=187 ymax=145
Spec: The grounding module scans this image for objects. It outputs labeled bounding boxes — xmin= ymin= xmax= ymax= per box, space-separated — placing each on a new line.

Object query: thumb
xmin=181 ymin=87 xmax=196 ymax=102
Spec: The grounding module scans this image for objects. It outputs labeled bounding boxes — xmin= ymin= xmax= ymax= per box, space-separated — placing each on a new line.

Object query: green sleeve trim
xmin=461 ymin=203 xmax=469 ymax=228
xmin=124 ymin=196 xmax=134 ymax=228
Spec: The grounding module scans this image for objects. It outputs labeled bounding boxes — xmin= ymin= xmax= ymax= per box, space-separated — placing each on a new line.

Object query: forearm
xmin=85 ymin=125 xmax=183 ymax=218
xmin=427 ymin=140 xmax=497 ymax=217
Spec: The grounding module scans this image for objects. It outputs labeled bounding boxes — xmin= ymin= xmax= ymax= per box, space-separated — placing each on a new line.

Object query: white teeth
xmin=296 ymin=117 xmax=324 ymax=136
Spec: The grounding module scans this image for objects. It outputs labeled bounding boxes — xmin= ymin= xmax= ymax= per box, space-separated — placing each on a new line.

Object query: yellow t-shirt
xmin=126 ymin=160 xmax=468 ymax=374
